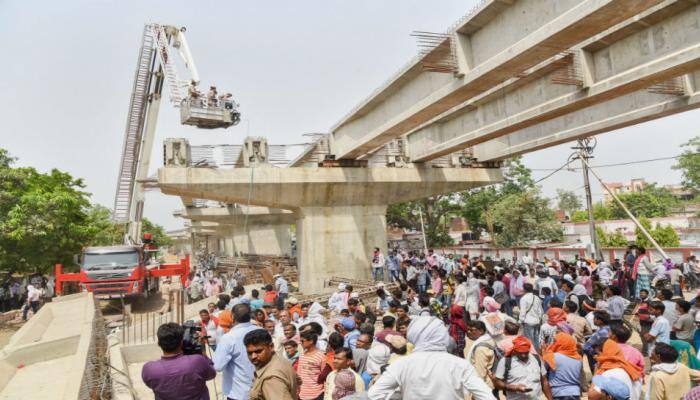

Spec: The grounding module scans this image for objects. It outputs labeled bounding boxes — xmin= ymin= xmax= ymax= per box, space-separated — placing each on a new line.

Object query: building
xmin=602 ymin=178 xmax=694 ymax=202
xmin=561 ymin=215 xmax=697 ymax=247
xmin=602 ymin=178 xmax=647 ymax=203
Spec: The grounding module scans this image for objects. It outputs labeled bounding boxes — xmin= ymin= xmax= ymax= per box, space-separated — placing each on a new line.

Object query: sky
xmin=0 ymin=0 xmax=697 ymax=231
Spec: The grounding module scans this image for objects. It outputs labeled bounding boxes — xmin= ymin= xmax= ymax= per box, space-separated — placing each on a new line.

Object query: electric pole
xmin=572 ymin=138 xmax=604 ymax=260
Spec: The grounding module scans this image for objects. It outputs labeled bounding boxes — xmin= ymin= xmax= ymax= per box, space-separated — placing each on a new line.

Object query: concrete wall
xmin=0 ymin=293 xmax=95 ymax=400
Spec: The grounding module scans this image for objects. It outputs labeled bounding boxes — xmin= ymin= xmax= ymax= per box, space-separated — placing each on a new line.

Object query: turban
xmin=543 ymin=332 xmax=581 ymax=370
xmin=510 ymin=335 xmax=532 ymax=355
xmin=547 ymin=308 xmax=568 ymax=325
xmin=595 ymin=339 xmax=642 ymax=382
xmin=218 ymin=310 xmax=233 ymax=333
xmin=483 ymin=296 xmax=501 ymax=313
xmin=332 ymin=369 xmax=356 ymax=400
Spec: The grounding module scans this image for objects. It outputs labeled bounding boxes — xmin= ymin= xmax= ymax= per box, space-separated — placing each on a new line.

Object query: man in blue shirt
xmin=213 ymin=303 xmax=262 ymax=400
xmin=583 ymin=310 xmax=611 ymax=372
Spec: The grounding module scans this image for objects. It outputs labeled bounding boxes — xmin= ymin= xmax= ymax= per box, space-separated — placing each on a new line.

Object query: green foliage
xmin=459 ymin=187 xmax=499 ymax=240
xmin=387 ymin=195 xmax=459 ymax=248
xmin=0 ymin=156 xmax=94 ymax=274
xmin=488 ymin=190 xmax=563 ymax=247
xmin=673 ymin=136 xmax=700 ymax=193
xmin=86 ymin=204 xmax=124 ymax=246
xmin=556 ymin=189 xmax=582 ymax=214
xmin=142 ymin=218 xmax=174 ymax=247
xmin=634 ymin=217 xmax=680 ymax=248
xmin=608 ymin=185 xmax=678 ymax=219
xmin=0 ymin=148 xmax=173 ymax=274
xmin=570 ymin=203 xmax=612 ymax=222
xmin=500 ymin=157 xmax=535 ymax=195
xmin=596 ymin=226 xmax=629 ymax=247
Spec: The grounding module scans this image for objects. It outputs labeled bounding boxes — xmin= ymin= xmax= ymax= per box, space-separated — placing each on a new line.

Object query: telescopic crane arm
xmin=113 ymin=23 xmax=240 ymax=245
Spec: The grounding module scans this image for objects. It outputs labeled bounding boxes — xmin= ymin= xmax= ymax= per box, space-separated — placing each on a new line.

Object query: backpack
xmin=473 ymin=342 xmax=505 ymax=374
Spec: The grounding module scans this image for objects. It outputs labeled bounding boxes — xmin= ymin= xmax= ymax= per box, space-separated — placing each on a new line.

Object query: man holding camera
xmin=142 ymin=322 xmax=216 ymax=399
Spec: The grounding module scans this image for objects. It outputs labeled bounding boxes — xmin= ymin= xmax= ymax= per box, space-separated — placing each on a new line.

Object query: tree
xmin=488 ymin=190 xmax=563 ymax=247
xmin=673 ymin=136 xmax=700 ymax=193
xmin=387 ymin=194 xmax=459 ymax=248
xmin=501 ymin=156 xmax=535 ymax=195
xmin=86 ymin=204 xmax=124 ymax=246
xmin=596 ymin=226 xmax=629 ymax=247
xmin=556 ymin=189 xmax=582 ymax=215
xmin=571 ymin=202 xmax=612 ymax=222
xmin=142 ymin=218 xmax=174 ymax=247
xmin=634 ymin=217 xmax=680 ymax=248
xmin=608 ymin=185 xmax=678 ymax=219
xmin=0 ymin=154 xmax=95 ymax=274
xmin=459 ymin=187 xmax=499 ymax=240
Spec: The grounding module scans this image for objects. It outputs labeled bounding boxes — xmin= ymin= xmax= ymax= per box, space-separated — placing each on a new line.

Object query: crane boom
xmin=113 ymin=23 xmax=240 ymax=244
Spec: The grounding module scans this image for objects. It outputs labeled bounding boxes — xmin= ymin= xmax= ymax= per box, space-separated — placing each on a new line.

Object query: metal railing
xmin=120 ymin=289 xmax=185 ymax=345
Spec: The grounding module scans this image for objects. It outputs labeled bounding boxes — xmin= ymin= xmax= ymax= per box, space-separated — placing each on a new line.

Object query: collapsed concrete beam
xmin=159 ymin=166 xmax=501 ymax=293
xmin=330 ymin=0 xmax=664 ymax=160
xmin=407 ymin=3 xmax=700 ymax=161
xmin=473 ymin=72 xmax=700 ymax=160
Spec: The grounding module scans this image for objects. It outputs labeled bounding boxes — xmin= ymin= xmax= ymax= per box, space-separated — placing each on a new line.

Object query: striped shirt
xmin=298 ymin=349 xmax=326 ymax=399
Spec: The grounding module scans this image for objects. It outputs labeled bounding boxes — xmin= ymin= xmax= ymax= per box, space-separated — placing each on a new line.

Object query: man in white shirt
xmin=22 ymin=284 xmax=42 ymax=321
xmin=368 ymin=316 xmax=496 ymax=400
xmin=518 ymin=284 xmax=543 ymax=352
xmin=534 ymin=271 xmax=558 ymax=298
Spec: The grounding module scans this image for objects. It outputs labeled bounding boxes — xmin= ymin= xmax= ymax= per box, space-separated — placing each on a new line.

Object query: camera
xmin=182 ymin=320 xmax=204 ymax=355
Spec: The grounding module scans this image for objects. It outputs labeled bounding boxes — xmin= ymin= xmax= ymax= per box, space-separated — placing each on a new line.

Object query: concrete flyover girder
xmin=407 ymin=2 xmax=700 ymax=161
xmin=330 ymin=0 xmax=665 ymax=160
xmin=176 ymin=206 xmax=294 ymax=256
xmin=473 ymin=71 xmax=700 ymax=160
xmin=159 ymin=166 xmax=501 ymax=293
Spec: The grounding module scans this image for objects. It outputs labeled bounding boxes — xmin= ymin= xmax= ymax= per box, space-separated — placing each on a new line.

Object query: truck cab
xmin=80 ymin=245 xmax=156 ymax=299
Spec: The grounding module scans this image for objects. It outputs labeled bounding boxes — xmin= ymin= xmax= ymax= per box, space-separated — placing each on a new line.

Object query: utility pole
xmin=573 ymin=139 xmax=604 ymax=260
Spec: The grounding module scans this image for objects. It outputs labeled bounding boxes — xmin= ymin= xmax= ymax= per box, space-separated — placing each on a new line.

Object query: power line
xmin=533 ymin=157 xmax=575 ymax=184
xmin=531 ymin=153 xmax=699 ymax=172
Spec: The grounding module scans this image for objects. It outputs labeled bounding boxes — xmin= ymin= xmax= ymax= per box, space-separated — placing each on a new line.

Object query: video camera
xmin=182 ymin=320 xmax=205 ymax=355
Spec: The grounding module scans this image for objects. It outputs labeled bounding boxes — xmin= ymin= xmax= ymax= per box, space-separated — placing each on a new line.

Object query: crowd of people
xmin=0 ymin=274 xmax=54 ymax=320
xmin=142 ymin=245 xmax=700 ymax=400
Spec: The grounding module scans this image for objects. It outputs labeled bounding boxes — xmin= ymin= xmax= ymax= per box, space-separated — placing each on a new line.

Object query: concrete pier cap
xmin=176 ymin=205 xmax=295 ymax=256
xmin=159 ymin=166 xmax=502 ymax=293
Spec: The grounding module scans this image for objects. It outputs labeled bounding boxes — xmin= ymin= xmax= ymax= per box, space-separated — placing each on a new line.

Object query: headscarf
xmin=448 ymin=304 xmax=467 ymax=341
xmin=407 ymin=316 xmax=450 ymax=353
xmin=508 ymin=335 xmax=532 ymax=356
xmin=547 ymin=308 xmax=567 ymax=325
xmin=218 ymin=310 xmax=233 ymax=333
xmin=483 ymin=296 xmax=500 ymax=313
xmin=332 ymin=369 xmax=356 ymax=400
xmin=542 ymin=332 xmax=581 ymax=370
xmin=595 ymin=339 xmax=642 ymax=382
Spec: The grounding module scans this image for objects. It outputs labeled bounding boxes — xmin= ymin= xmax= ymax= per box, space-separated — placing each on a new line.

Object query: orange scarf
xmin=218 ymin=310 xmax=233 ymax=333
xmin=547 ymin=308 xmax=568 ymax=325
xmin=542 ymin=332 xmax=581 ymax=370
xmin=595 ymin=339 xmax=642 ymax=381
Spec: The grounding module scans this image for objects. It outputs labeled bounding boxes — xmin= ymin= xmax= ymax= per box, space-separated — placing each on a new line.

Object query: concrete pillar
xmin=228 ymin=223 xmax=292 ymax=257
xmin=159 ymin=166 xmax=502 ymax=294
xmin=296 ymin=205 xmax=387 ymax=292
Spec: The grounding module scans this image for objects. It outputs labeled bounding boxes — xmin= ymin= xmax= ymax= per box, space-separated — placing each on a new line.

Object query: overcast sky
xmin=1 ymin=0 xmax=697 ymax=231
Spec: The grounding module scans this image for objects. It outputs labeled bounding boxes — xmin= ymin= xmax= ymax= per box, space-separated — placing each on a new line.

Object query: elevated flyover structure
xmin=329 ymin=0 xmax=700 ymax=163
xmin=159 ymin=0 xmax=700 ymax=294
xmin=175 ymin=205 xmax=295 ymax=256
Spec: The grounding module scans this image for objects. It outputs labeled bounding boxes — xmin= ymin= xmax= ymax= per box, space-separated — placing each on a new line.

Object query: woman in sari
xmin=633 ymin=246 xmax=654 ymax=299
xmin=671 ymin=339 xmax=700 ymax=370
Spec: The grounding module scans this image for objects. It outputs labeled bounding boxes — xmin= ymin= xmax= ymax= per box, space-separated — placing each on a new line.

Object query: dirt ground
xmin=0 ymin=325 xmax=20 ymax=349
